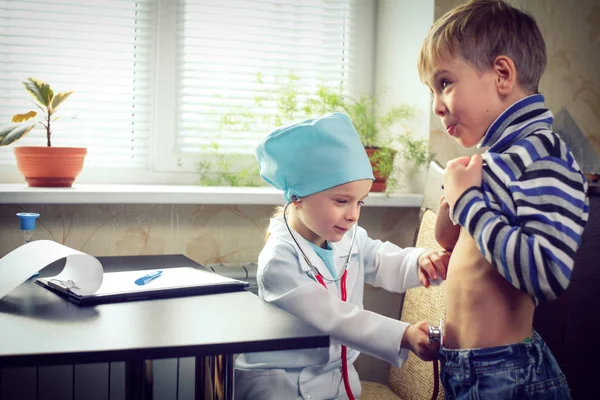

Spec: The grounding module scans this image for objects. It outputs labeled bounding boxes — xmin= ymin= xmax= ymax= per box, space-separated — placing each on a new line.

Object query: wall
xmin=0 ymin=204 xmax=418 ymax=263
xmin=375 ymin=0 xmax=434 ymax=138
xmin=429 ymin=0 xmax=600 ymax=167
xmin=374 ymin=0 xmax=436 ymax=193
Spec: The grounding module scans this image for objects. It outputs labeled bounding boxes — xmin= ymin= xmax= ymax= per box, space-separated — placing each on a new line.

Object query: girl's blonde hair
xmin=417 ymin=0 xmax=546 ymax=94
xmin=265 ymin=205 xmax=285 ymax=241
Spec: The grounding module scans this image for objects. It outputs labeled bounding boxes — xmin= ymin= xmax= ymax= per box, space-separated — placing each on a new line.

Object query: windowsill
xmin=0 ymin=184 xmax=423 ymax=207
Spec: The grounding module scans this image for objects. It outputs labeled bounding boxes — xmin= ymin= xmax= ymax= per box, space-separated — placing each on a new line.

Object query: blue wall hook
xmin=17 ymin=212 xmax=40 ymax=243
xmin=17 ymin=212 xmax=41 ymax=278
xmin=17 ymin=212 xmax=40 ymax=233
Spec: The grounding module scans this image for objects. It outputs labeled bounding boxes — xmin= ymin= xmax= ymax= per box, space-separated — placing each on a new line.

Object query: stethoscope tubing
xmin=282 ymin=198 xmax=357 ymax=400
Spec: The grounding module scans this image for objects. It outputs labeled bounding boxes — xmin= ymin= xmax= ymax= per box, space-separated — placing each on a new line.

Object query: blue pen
xmin=135 ymin=270 xmax=163 ymax=286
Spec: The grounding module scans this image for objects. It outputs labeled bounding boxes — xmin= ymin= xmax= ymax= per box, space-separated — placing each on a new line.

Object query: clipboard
xmin=36 ymin=266 xmax=249 ymax=305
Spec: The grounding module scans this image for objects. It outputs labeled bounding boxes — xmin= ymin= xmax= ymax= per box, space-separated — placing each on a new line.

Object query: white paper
xmin=0 ymin=240 xmax=103 ymax=299
xmin=93 ymin=267 xmax=240 ymax=295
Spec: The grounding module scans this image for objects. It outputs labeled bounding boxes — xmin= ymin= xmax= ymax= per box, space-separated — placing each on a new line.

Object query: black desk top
xmin=0 ymin=254 xmax=329 ymax=367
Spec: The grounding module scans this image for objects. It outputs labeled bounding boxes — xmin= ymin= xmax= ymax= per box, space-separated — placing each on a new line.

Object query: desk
xmin=0 ymin=255 xmax=329 ymax=400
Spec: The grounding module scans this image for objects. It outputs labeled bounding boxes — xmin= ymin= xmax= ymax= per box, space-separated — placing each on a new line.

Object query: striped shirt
xmin=451 ymin=94 xmax=589 ymax=304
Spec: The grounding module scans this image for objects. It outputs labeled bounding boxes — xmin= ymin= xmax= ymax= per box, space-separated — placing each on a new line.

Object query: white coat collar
xmin=268 ymin=216 xmax=359 ymax=276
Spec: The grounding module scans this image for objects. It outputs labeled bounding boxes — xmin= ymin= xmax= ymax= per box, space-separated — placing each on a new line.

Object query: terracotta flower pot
xmin=13 ymin=146 xmax=87 ymax=187
xmin=365 ymin=147 xmax=394 ymax=192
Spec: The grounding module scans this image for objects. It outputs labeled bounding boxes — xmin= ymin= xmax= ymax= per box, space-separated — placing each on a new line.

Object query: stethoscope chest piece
xmin=429 ymin=318 xmax=444 ymax=347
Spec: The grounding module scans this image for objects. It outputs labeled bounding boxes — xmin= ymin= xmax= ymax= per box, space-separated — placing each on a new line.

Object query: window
xmin=0 ymin=0 xmax=368 ymax=184
xmin=0 ymin=0 xmax=156 ymax=171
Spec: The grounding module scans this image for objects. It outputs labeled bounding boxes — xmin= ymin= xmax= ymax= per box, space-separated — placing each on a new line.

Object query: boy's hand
xmin=418 ymin=249 xmax=450 ymax=287
xmin=435 ymin=195 xmax=461 ymax=251
xmin=444 ymin=154 xmax=483 ymax=207
xmin=401 ymin=321 xmax=440 ymax=361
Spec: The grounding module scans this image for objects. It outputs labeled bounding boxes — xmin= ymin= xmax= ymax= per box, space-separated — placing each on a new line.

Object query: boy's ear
xmin=492 ymin=55 xmax=517 ymax=95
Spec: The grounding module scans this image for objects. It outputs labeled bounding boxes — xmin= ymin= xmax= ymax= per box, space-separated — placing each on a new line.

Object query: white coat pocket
xmin=235 ymin=368 xmax=298 ymax=400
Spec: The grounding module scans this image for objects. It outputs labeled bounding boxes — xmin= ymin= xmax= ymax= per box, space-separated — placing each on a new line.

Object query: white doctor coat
xmin=235 ymin=217 xmax=426 ymax=400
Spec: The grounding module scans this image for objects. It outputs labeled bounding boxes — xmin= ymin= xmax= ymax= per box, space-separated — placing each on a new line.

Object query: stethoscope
xmin=429 ymin=320 xmax=444 ymax=400
xmin=282 ymin=197 xmax=358 ymax=400
xmin=429 ymin=318 xmax=444 ymax=346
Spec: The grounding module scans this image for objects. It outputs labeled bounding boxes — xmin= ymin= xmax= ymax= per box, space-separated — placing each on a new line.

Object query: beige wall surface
xmin=0 ymin=204 xmax=419 ymax=263
xmin=429 ymin=0 xmax=600 ymax=167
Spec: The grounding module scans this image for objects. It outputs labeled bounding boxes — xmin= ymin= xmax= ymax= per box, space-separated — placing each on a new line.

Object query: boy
xmin=417 ymin=0 xmax=589 ymax=398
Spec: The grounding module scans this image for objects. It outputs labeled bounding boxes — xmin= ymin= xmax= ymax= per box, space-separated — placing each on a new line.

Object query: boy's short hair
xmin=417 ymin=0 xmax=546 ymax=94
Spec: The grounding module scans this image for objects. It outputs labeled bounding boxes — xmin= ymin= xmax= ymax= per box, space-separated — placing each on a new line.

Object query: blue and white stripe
xmin=452 ymin=94 xmax=589 ymax=303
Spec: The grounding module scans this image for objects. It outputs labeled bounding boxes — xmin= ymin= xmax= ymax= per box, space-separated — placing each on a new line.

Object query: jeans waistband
xmin=439 ymin=331 xmax=545 ymax=374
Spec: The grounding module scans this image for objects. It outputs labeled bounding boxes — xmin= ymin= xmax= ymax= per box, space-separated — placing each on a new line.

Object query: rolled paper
xmin=0 ymin=240 xmax=103 ymax=299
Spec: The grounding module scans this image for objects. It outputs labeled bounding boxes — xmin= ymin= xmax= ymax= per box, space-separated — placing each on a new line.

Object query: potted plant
xmin=197 ymin=73 xmax=434 ymax=194
xmin=302 ymin=85 xmax=433 ymax=193
xmin=0 ymin=78 xmax=87 ymax=187
xmin=198 ymin=142 xmax=264 ymax=187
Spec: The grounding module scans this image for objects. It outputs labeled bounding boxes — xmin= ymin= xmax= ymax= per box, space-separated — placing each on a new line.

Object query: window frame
xmin=0 ymin=0 xmax=379 ymax=185
xmin=151 ymin=0 xmax=377 ymax=181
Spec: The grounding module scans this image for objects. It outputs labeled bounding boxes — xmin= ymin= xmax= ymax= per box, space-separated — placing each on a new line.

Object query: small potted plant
xmin=0 ymin=78 xmax=87 ymax=187
xmin=303 ymin=85 xmax=433 ymax=193
xmin=197 ymin=73 xmax=434 ymax=193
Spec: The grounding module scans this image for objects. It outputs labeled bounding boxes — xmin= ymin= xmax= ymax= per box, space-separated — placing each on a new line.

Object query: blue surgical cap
xmin=256 ymin=112 xmax=375 ymax=202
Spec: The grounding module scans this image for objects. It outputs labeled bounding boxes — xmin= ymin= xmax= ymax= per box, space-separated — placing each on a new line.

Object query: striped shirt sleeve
xmin=451 ymin=157 xmax=588 ymax=302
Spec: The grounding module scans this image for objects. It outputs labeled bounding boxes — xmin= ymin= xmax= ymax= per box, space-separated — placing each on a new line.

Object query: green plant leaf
xmin=51 ymin=91 xmax=73 ymax=111
xmin=369 ymin=147 xmax=396 ymax=177
xmin=23 ymin=78 xmax=53 ymax=107
xmin=0 ymin=124 xmax=36 ymax=146
xmin=397 ymin=132 xmax=435 ymax=169
xmin=11 ymin=111 xmax=37 ymax=123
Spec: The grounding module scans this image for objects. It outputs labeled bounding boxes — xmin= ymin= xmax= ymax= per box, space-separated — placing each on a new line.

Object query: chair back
xmin=388 ymin=161 xmax=446 ymax=400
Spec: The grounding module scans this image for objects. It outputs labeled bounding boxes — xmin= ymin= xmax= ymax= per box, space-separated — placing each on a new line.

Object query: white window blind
xmin=0 ymin=0 xmax=155 ymax=169
xmin=170 ymin=0 xmax=357 ymax=170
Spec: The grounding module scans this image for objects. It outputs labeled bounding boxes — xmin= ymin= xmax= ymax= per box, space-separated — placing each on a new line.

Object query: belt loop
xmin=534 ymin=336 xmax=544 ymax=374
xmin=461 ymin=351 xmax=470 ymax=386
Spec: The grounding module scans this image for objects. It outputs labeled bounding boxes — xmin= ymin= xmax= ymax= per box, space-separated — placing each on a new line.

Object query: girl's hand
xmin=401 ymin=321 xmax=439 ymax=361
xmin=417 ymin=250 xmax=450 ymax=287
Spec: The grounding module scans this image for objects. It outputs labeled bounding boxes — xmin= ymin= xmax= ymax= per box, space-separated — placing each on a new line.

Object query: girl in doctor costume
xmin=235 ymin=113 xmax=449 ymax=400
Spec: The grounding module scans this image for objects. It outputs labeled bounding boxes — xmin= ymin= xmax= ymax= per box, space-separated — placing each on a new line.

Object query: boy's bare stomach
xmin=444 ymin=229 xmax=535 ymax=349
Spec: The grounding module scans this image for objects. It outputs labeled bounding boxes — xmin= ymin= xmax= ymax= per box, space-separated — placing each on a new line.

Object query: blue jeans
xmin=439 ymin=331 xmax=570 ymax=399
